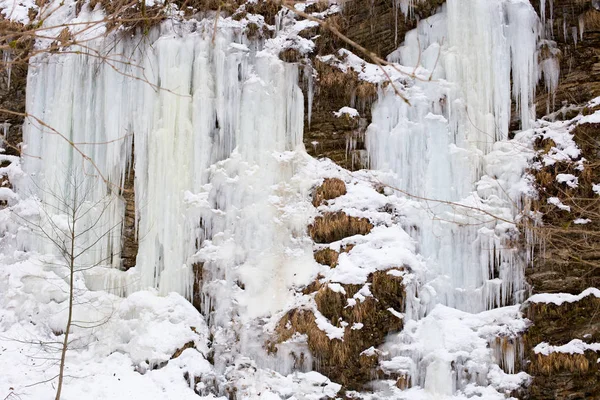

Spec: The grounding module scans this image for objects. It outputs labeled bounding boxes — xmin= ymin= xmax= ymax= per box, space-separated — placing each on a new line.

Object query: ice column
xmin=367 ymin=0 xmax=539 ymax=314
xmin=22 ymin=21 xmax=308 ymax=300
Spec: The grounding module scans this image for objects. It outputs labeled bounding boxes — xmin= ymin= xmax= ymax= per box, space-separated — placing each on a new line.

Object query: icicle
xmin=1 ymin=121 xmax=10 ymax=140
xmin=540 ymin=0 xmax=546 ymax=35
xmin=305 ymin=63 xmax=314 ymax=128
xmin=3 ymin=50 xmax=12 ymax=90
xmin=490 ymin=336 xmax=523 ymax=374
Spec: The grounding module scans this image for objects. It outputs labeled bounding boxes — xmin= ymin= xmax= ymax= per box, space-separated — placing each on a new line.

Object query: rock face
xmin=523 ymin=2 xmax=600 ymax=399
xmin=121 ymin=155 xmax=138 ymax=270
xmin=524 ymin=118 xmax=600 ymax=399
xmin=0 ymin=19 xmax=30 ymax=158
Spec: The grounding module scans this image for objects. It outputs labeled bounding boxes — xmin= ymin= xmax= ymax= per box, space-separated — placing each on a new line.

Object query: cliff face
xmin=301 ymin=1 xmax=600 ymax=398
xmin=1 ymin=0 xmax=600 ymax=398
xmin=524 ymin=1 xmax=600 ymax=399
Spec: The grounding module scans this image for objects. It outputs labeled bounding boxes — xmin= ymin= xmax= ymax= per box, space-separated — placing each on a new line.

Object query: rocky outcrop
xmin=121 ymin=154 xmax=138 ymax=270
xmin=522 ymin=3 xmax=600 ymax=399
xmin=524 ymin=115 xmax=600 ymax=399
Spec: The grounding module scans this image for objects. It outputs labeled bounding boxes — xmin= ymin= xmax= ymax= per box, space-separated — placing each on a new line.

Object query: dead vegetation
xmin=279 ymin=47 xmax=302 ymax=63
xmin=312 ymin=177 xmax=347 ymax=207
xmin=529 ymin=352 xmax=595 ymax=375
xmin=171 ymin=340 xmax=195 ymax=359
xmin=313 ymin=248 xmax=339 ymax=267
xmin=526 ymin=121 xmax=600 ymax=294
xmin=313 ymin=243 xmax=354 ymax=267
xmin=192 ymin=262 xmax=204 ymax=311
xmin=271 ymin=269 xmax=405 ymax=389
xmin=309 ymin=211 xmax=372 ymax=243
xmin=395 ymin=374 xmax=411 ymax=390
xmin=523 ymin=294 xmax=600 ymax=389
xmin=244 ymin=0 xmax=281 ymax=25
xmin=315 ymin=58 xmax=378 ymax=105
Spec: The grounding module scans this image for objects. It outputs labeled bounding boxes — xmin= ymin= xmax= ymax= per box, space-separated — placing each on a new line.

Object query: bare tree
xmin=14 ymin=169 xmax=123 ymax=400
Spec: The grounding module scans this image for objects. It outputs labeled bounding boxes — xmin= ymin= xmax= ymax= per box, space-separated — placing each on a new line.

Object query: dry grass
xmin=246 ymin=22 xmax=260 ymax=39
xmin=271 ymin=269 xmax=405 ymax=388
xmin=312 ymin=178 xmax=347 ymax=207
xmin=526 ymin=122 xmax=600 ymax=272
xmin=530 ymin=352 xmax=592 ymax=375
xmin=279 ymin=47 xmax=302 ymax=63
xmin=192 ymin=262 xmax=203 ymax=311
xmin=581 ymin=9 xmax=600 ymax=31
xmin=244 ymin=0 xmax=281 ymax=25
xmin=273 ymin=308 xmax=332 ymax=357
xmin=171 ymin=340 xmax=195 ymax=359
xmin=314 ymin=58 xmax=378 ymax=103
xmin=395 ymin=374 xmax=411 ymax=390
xmin=313 ymin=248 xmax=339 ymax=267
xmin=309 ymin=212 xmax=373 ymax=243
xmin=304 ymin=0 xmax=329 ymax=13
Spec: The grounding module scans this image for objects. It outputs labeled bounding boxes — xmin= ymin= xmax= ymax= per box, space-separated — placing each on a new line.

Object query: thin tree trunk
xmin=55 ymin=200 xmax=77 ymax=400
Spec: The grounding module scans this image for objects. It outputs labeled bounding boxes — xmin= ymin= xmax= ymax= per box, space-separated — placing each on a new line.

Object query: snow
xmin=0 ymin=0 xmax=575 ymax=398
xmin=579 ymin=109 xmax=600 ymax=125
xmin=378 ymin=305 xmax=529 ymax=398
xmin=526 ymin=287 xmax=600 ymax=305
xmin=594 ymin=184 xmax=600 ymax=195
xmin=547 ymin=196 xmax=571 ymax=211
xmin=333 ymin=107 xmax=359 ymax=118
xmin=0 ymin=251 xmax=214 ymax=400
xmin=556 ymin=173 xmax=578 ymax=188
xmin=0 ymin=0 xmax=36 ymax=23
xmin=534 ymin=339 xmax=600 ymax=356
xmin=573 ymin=218 xmax=591 ymax=225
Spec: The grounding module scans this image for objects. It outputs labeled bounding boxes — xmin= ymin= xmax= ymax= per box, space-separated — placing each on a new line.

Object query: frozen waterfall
xmin=22 ymin=20 xmax=310 ymax=305
xmin=367 ymin=0 xmax=538 ymax=315
xmin=14 ymin=0 xmax=543 ymax=397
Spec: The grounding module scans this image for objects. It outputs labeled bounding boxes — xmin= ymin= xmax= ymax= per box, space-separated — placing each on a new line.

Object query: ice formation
xmin=364 ymin=0 xmax=541 ymax=395
xmin=0 ymin=0 xmax=567 ymax=398
xmin=22 ymin=18 xmax=309 ymax=301
xmin=368 ymin=0 xmax=538 ymax=315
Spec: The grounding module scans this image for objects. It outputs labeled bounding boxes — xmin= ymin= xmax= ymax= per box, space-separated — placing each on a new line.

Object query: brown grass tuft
xmin=314 ymin=58 xmax=378 ymax=104
xmin=581 ymin=9 xmax=600 ymax=31
xmin=245 ymin=22 xmax=260 ymax=39
xmin=314 ymin=248 xmax=339 ymax=267
xmin=271 ymin=269 xmax=405 ymax=389
xmin=530 ymin=352 xmax=592 ymax=375
xmin=279 ymin=47 xmax=302 ymax=63
xmin=171 ymin=340 xmax=195 ymax=359
xmin=312 ymin=178 xmax=347 ymax=207
xmin=244 ymin=0 xmax=280 ymax=25
xmin=304 ymin=0 xmax=329 ymax=13
xmin=309 ymin=212 xmax=373 ymax=243
xmin=396 ymin=374 xmax=412 ymax=390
